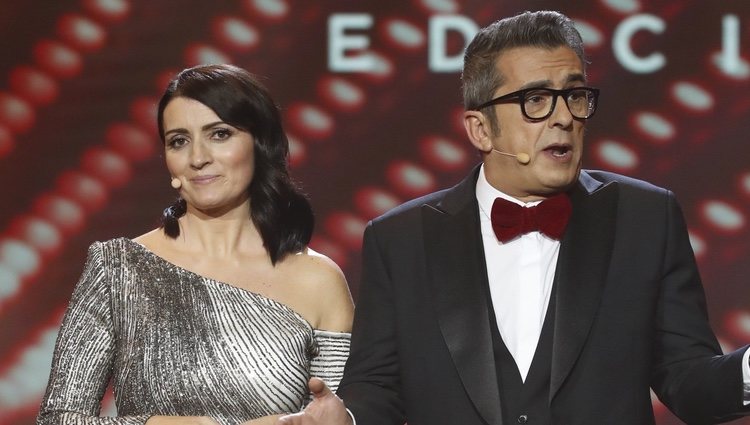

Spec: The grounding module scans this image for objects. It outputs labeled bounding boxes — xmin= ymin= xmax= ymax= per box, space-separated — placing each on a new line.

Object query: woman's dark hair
xmin=157 ymin=64 xmax=313 ymax=265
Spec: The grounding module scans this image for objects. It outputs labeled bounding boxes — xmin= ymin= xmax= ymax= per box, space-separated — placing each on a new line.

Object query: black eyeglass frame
xmin=472 ymin=86 xmax=600 ymax=121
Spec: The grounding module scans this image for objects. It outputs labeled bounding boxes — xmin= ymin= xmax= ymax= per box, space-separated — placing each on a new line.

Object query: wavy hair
xmin=157 ymin=64 xmax=313 ymax=265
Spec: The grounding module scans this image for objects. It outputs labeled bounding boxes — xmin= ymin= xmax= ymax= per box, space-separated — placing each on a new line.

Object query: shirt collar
xmin=475 ymin=164 xmax=542 ymax=218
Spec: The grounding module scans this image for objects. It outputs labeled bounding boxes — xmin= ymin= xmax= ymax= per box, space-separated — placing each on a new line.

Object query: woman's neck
xmin=176 ymin=201 xmax=264 ymax=257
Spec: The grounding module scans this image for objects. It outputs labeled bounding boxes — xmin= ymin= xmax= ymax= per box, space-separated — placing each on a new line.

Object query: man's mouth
xmin=544 ymin=144 xmax=572 ymax=157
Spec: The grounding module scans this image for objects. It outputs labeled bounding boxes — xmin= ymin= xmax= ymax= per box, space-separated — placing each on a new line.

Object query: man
xmin=280 ymin=10 xmax=750 ymax=425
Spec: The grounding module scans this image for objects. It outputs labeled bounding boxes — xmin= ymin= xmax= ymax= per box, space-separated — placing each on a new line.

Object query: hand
xmin=276 ymin=378 xmax=352 ymax=425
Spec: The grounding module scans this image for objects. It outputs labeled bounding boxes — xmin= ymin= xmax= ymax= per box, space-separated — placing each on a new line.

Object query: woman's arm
xmin=145 ymin=417 xmax=219 ymax=425
xmin=292 ymin=248 xmax=353 ymax=401
xmin=37 ymin=243 xmax=150 ymax=425
xmin=239 ymin=414 xmax=284 ymax=425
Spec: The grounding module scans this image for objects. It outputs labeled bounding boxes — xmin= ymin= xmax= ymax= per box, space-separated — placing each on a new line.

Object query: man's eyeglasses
xmin=473 ymin=87 xmax=600 ymax=121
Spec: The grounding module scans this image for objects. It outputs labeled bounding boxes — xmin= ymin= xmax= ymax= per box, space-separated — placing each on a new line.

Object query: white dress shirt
xmin=475 ymin=165 xmax=750 ymax=398
xmin=475 ymin=165 xmax=561 ymax=381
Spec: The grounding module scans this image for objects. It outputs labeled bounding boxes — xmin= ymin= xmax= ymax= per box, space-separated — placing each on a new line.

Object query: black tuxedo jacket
xmin=337 ymin=166 xmax=749 ymax=425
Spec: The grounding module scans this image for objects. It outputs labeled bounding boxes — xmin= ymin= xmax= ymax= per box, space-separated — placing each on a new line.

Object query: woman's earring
xmin=170 ymin=178 xmax=182 ymax=189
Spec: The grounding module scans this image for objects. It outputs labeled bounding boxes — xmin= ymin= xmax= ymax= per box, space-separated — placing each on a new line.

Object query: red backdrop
xmin=0 ymin=1 xmax=749 ymax=424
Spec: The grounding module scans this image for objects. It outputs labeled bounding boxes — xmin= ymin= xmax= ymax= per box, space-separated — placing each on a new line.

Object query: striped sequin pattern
xmin=37 ymin=238 xmax=351 ymax=425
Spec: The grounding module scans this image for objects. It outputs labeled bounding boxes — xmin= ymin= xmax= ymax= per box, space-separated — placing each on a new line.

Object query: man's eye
xmin=569 ymin=91 xmax=586 ymax=101
xmin=526 ymin=94 xmax=546 ymax=104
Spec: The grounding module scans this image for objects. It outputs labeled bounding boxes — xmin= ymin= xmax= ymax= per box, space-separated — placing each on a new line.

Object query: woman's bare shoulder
xmin=132 ymin=228 xmax=164 ymax=247
xmin=280 ymin=248 xmax=353 ymax=332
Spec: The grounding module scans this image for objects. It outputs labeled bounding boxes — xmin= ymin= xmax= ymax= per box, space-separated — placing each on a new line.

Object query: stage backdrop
xmin=0 ymin=1 xmax=748 ymax=424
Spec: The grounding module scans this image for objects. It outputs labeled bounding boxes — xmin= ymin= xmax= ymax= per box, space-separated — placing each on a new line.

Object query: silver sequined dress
xmin=37 ymin=238 xmax=351 ymax=425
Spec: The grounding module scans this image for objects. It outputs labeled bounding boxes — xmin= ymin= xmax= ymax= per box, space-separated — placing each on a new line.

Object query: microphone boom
xmin=492 ymin=149 xmax=530 ymax=165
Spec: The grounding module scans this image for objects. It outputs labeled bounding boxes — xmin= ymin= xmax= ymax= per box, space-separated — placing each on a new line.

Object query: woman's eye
xmin=168 ymin=137 xmax=188 ymax=149
xmin=212 ymin=128 xmax=233 ymax=140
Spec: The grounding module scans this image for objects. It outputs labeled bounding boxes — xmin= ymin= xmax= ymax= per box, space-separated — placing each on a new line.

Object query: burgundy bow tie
xmin=490 ymin=194 xmax=572 ymax=243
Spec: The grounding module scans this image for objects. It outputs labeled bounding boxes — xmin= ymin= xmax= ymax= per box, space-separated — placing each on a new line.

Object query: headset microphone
xmin=491 ymin=149 xmax=531 ymax=165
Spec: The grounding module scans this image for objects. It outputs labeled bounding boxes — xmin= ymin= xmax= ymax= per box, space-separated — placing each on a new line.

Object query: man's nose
xmin=548 ymin=94 xmax=575 ymax=127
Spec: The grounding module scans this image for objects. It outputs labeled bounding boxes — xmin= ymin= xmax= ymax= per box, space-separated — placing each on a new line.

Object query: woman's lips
xmin=190 ymin=175 xmax=219 ymax=184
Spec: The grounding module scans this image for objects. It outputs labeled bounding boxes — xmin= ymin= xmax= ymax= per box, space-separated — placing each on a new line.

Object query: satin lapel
xmin=550 ymin=172 xmax=619 ymax=400
xmin=422 ymin=170 xmax=503 ymax=425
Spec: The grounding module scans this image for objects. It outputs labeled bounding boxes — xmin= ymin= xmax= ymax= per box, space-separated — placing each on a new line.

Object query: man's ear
xmin=463 ymin=110 xmax=493 ymax=153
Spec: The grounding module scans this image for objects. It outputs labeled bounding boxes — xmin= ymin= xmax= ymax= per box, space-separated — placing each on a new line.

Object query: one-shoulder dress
xmin=37 ymin=238 xmax=351 ymax=425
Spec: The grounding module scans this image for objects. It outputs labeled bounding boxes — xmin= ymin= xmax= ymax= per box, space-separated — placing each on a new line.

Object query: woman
xmin=37 ymin=64 xmax=354 ymax=425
